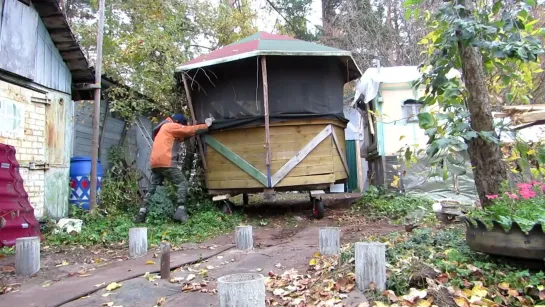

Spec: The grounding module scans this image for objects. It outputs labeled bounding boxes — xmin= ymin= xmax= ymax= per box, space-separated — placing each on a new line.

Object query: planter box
xmin=462 ymin=217 xmax=545 ymax=260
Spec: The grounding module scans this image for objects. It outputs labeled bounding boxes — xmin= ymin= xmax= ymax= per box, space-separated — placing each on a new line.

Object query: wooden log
xmin=15 ymin=237 xmax=40 ymax=276
xmin=218 ymin=273 xmax=266 ymax=307
xmin=129 ymin=227 xmax=148 ymax=258
xmin=160 ymin=242 xmax=171 ymax=279
xmin=235 ymin=226 xmax=253 ymax=250
xmin=319 ymin=227 xmax=340 ymax=255
xmin=261 ymin=56 xmax=272 ymax=187
xmin=355 ymin=242 xmax=387 ymax=292
xmin=181 ymin=73 xmax=207 ymax=170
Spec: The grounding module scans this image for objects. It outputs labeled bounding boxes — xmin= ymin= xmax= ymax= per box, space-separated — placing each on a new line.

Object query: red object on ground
xmin=0 ymin=143 xmax=43 ymax=247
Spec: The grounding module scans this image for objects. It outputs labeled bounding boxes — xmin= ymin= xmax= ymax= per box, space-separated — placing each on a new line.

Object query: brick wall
xmin=0 ymin=80 xmax=48 ymax=218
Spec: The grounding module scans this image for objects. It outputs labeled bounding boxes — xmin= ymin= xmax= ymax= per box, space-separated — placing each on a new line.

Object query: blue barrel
xmin=69 ymin=156 xmax=103 ymax=210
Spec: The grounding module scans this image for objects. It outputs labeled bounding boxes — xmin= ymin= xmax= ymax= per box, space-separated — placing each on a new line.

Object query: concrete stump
xmin=355 ymin=242 xmax=386 ymax=291
xmin=129 ymin=227 xmax=148 ymax=258
xmin=319 ymin=227 xmax=340 ymax=255
xmin=235 ymin=226 xmax=253 ymax=250
xmin=218 ymin=273 xmax=265 ymax=307
xmin=16 ymin=237 xmax=40 ymax=276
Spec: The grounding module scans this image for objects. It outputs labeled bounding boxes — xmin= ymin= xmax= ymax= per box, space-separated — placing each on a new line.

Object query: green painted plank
xmin=205 ymin=136 xmax=268 ymax=187
xmin=345 ymin=140 xmax=359 ymax=192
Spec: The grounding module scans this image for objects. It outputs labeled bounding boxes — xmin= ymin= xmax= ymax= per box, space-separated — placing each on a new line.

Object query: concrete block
xmin=55 ymin=219 xmax=83 ymax=234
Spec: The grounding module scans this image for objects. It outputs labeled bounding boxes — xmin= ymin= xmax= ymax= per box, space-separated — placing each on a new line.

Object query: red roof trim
xmin=182 ymin=40 xmax=259 ymax=66
xmin=258 ymin=32 xmax=295 ymax=41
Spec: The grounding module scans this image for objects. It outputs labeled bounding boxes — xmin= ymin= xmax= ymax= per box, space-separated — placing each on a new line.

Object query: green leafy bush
xmin=146 ymin=186 xmax=176 ymax=223
xmin=99 ymin=147 xmax=141 ymax=214
xmin=353 ymin=186 xmax=433 ymax=223
xmin=45 ymin=208 xmax=242 ymax=247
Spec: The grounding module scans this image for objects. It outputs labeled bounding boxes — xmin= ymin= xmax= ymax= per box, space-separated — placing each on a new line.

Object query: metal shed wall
xmin=0 ymin=0 xmax=71 ymax=94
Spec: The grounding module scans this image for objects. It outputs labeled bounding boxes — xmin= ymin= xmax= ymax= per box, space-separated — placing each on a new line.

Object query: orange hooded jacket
xmin=150 ymin=118 xmax=208 ymax=168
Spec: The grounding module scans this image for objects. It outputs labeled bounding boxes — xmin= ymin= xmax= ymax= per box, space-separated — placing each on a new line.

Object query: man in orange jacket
xmin=135 ymin=113 xmax=214 ymax=223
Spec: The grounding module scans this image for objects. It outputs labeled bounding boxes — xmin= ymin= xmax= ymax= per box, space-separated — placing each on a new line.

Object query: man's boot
xmin=134 ymin=208 xmax=147 ymax=223
xmin=173 ymin=206 xmax=189 ymax=223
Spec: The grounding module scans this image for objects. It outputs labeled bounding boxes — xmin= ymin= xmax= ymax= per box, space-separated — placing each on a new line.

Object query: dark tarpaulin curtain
xmin=187 ymin=55 xmax=347 ymax=128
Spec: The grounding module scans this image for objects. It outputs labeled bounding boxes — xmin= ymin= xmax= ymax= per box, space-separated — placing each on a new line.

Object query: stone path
xmin=1 ymin=245 xmax=233 ymax=307
xmin=62 ymin=227 xmax=369 ymax=307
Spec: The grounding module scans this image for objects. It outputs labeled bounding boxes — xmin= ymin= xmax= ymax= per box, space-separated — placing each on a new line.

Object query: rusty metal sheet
xmin=0 ymin=0 xmax=38 ymax=80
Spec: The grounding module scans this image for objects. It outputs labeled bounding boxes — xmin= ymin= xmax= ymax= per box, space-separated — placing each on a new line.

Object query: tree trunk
xmin=458 ymin=43 xmax=508 ymax=206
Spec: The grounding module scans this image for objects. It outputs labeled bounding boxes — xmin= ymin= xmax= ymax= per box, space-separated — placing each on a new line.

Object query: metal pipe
xmin=90 ymin=0 xmax=106 ymax=210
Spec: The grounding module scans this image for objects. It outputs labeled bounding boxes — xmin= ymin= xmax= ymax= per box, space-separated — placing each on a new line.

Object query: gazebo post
xmin=182 ymin=73 xmax=208 ymax=174
xmin=260 ymin=56 xmax=272 ymax=187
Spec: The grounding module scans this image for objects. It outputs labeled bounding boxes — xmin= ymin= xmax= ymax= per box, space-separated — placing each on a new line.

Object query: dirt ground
xmin=0 ymin=192 xmax=403 ymax=305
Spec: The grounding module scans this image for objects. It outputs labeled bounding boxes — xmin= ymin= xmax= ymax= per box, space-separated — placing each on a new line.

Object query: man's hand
xmin=205 ymin=116 xmax=215 ymax=127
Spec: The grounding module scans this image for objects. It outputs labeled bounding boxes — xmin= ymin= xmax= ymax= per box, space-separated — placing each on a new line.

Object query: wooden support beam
xmin=270 ymin=125 xmax=332 ymax=187
xmin=205 ymin=136 xmax=268 ymax=187
xmin=160 ymin=242 xmax=171 ymax=280
xmin=331 ymin=129 xmax=350 ymax=175
xmin=181 ymin=73 xmax=208 ymax=170
xmin=260 ymin=56 xmax=272 ymax=187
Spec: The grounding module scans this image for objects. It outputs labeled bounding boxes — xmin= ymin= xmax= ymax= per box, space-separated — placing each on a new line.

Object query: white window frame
xmin=0 ymin=97 xmax=25 ymax=138
xmin=402 ymin=100 xmax=423 ymax=123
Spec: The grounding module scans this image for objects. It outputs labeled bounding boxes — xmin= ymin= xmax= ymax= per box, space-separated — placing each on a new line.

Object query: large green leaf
xmin=418 ymin=112 xmax=436 ymax=130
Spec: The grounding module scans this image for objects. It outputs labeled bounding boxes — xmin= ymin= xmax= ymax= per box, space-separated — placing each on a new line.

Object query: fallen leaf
xmin=498 ymin=282 xmax=510 ymax=291
xmin=313 ymin=252 xmax=321 ymax=257
xmin=1 ymin=265 xmax=15 ymax=273
xmin=186 ymin=274 xmax=195 ymax=281
xmin=309 ymin=258 xmax=317 ymax=266
xmin=144 ymin=272 xmax=159 ymax=282
xmin=41 ymin=281 xmax=53 ymax=288
xmin=154 ymin=297 xmax=166 ymax=307
xmin=169 ymin=277 xmax=184 ymax=283
xmin=454 ymin=297 xmax=469 ymax=307
xmin=145 ymin=260 xmax=156 ymax=265
xmin=383 ymin=289 xmax=399 ymax=302
xmin=471 ymin=283 xmax=488 ymax=298
xmin=106 ymin=282 xmax=122 ymax=291
xmin=56 ymin=260 xmax=69 ymax=267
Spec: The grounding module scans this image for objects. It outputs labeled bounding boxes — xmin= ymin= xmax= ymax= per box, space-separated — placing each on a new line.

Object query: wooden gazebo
xmin=176 ymin=32 xmax=361 ymax=218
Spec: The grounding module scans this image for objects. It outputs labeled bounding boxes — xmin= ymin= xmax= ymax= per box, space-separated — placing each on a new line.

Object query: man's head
xmin=171 ymin=113 xmax=188 ymax=125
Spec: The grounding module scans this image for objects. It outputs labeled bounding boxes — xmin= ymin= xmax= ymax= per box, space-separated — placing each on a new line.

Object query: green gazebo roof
xmin=176 ymin=32 xmax=361 ymax=81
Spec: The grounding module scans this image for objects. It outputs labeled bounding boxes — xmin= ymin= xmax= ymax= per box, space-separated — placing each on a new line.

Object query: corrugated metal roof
xmin=32 ymin=0 xmax=94 ymax=85
xmin=176 ymin=32 xmax=362 ymax=81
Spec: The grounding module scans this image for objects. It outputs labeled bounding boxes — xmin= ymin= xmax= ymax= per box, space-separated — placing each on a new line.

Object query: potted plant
xmin=463 ymin=180 xmax=545 ymax=260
